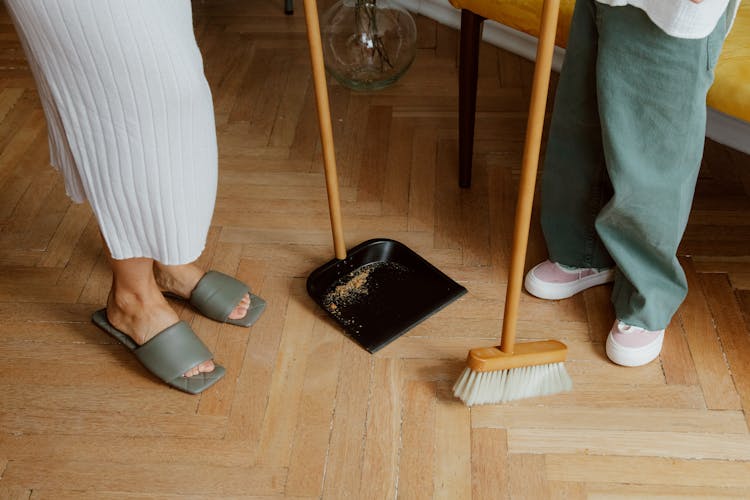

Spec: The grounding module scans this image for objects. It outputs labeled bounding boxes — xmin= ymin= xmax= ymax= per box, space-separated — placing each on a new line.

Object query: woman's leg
xmin=105 ymin=254 xmax=215 ymax=378
xmin=5 ymin=0 xmax=219 ymax=265
xmin=594 ymin=2 xmax=733 ymax=330
xmin=540 ymin=0 xmax=614 ymax=270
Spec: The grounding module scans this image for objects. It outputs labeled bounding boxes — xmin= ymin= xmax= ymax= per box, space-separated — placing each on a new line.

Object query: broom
xmin=452 ymin=0 xmax=572 ymax=406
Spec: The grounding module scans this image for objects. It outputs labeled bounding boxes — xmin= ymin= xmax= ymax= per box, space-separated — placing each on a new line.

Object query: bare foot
xmin=153 ymin=263 xmax=251 ymax=320
xmin=106 ymin=287 xmax=215 ymax=378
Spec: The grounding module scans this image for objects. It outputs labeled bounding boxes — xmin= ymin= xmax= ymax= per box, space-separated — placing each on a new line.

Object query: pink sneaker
xmin=605 ymin=320 xmax=665 ymax=367
xmin=524 ymin=260 xmax=615 ymax=300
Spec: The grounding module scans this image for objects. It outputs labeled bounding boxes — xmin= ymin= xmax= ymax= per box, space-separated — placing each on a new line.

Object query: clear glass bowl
xmin=321 ymin=0 xmax=417 ymax=91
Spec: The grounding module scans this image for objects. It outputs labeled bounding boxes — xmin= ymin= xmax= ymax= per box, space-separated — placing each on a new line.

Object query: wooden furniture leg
xmin=458 ymin=9 xmax=484 ymax=188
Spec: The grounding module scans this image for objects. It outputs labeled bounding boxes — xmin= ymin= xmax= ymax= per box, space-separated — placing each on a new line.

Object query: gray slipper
xmin=179 ymin=271 xmax=266 ymax=328
xmin=92 ymin=309 xmax=225 ymax=395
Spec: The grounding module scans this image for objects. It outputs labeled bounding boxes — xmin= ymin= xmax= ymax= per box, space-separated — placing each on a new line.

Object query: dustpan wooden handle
xmin=500 ymin=0 xmax=560 ymax=353
xmin=303 ymin=0 xmax=347 ymax=260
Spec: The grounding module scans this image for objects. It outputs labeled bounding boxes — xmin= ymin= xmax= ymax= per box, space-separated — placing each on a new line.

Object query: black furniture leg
xmin=458 ymin=9 xmax=484 ymax=188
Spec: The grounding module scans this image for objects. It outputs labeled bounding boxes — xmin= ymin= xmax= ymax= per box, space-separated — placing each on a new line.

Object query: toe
xmin=183 ymin=360 xmax=215 ymax=378
xmin=228 ymin=293 xmax=251 ymax=320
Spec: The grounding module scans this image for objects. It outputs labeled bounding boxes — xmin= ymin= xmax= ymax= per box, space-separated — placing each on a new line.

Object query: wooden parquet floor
xmin=1 ymin=1 xmax=750 ymax=498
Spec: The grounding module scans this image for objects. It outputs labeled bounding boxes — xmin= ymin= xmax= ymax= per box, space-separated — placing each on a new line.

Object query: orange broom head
xmin=466 ymin=339 xmax=567 ymax=372
xmin=453 ymin=340 xmax=572 ymax=406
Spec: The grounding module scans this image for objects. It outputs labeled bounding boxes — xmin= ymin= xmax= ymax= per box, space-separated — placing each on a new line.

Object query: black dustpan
xmin=307 ymin=239 xmax=467 ymax=352
xmin=302 ymin=0 xmax=467 ymax=353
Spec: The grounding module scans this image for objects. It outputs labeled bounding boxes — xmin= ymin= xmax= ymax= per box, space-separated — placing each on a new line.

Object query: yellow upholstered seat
xmin=707 ymin=1 xmax=750 ymax=123
xmin=449 ymin=0 xmax=576 ymax=47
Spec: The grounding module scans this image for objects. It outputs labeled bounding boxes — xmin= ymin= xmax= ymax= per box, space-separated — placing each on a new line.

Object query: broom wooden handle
xmin=500 ymin=0 xmax=560 ymax=353
xmin=303 ymin=0 xmax=347 ymax=260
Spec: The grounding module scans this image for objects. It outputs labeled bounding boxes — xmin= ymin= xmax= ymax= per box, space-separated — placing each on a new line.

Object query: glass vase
xmin=321 ymin=0 xmax=417 ymax=91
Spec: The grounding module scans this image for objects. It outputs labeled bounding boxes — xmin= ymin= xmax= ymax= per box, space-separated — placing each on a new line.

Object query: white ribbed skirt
xmin=6 ymin=0 xmax=218 ymax=264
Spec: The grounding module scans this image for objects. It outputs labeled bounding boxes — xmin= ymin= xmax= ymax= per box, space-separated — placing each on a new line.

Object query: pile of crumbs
xmin=323 ymin=262 xmax=383 ymax=317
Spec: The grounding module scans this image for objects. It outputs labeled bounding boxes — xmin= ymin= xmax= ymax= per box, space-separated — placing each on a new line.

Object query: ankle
xmin=107 ymin=285 xmax=168 ymax=322
xmin=108 ymin=286 xmax=152 ymax=310
xmin=153 ymin=262 xmax=203 ymax=298
xmin=106 ymin=290 xmax=178 ymax=344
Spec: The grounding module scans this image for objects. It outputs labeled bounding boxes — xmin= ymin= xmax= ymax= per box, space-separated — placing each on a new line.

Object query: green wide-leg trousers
xmin=540 ymin=0 xmax=734 ymax=330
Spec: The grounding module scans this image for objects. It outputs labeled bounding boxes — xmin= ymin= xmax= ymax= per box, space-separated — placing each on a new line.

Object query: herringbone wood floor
xmin=2 ymin=1 xmax=750 ymax=498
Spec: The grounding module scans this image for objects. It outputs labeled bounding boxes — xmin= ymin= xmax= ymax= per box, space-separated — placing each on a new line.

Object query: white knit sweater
xmin=596 ymin=0 xmax=741 ymax=38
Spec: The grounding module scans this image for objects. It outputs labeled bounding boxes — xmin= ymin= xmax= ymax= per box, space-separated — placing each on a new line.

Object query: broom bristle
xmin=452 ymin=362 xmax=572 ymax=406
